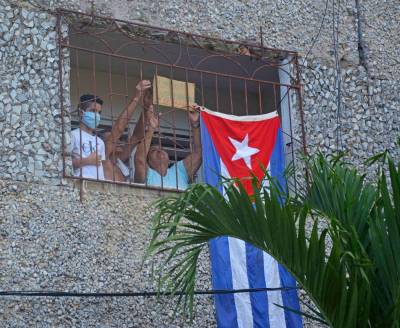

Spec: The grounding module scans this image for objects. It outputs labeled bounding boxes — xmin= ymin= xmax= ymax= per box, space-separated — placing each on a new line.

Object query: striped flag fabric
xmin=200 ymin=108 xmax=303 ymax=328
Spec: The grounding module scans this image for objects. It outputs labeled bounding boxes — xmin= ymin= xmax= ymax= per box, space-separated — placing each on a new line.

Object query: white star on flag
xmin=228 ymin=134 xmax=260 ymax=170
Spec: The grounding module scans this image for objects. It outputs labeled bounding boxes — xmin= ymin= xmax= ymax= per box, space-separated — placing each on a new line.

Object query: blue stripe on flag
xmin=270 ymin=128 xmax=286 ymax=194
xmin=201 ymin=118 xmax=222 ymax=194
xmin=210 ymin=237 xmax=239 ymax=328
xmin=271 ymin=128 xmax=303 ymax=328
xmin=201 ymin=120 xmax=239 ymax=328
xmin=245 ymin=243 xmax=270 ymax=328
xmin=279 ymin=264 xmax=303 ymax=327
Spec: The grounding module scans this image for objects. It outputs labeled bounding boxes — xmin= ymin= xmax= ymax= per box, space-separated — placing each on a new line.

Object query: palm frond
xmin=146 ymin=153 xmax=400 ymax=327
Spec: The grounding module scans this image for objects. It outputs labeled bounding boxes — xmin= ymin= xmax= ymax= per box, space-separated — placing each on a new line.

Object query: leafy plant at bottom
xmin=146 ymin=153 xmax=400 ymax=327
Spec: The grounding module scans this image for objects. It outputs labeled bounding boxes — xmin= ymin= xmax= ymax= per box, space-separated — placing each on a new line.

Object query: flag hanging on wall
xmin=200 ymin=108 xmax=303 ymax=328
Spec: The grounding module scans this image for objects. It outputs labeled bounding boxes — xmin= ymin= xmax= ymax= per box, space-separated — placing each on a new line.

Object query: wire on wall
xmin=332 ymin=0 xmax=343 ymax=153
xmin=0 ymin=287 xmax=298 ymax=298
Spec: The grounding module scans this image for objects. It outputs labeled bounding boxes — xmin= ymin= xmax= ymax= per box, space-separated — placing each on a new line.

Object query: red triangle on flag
xmin=201 ymin=109 xmax=281 ymax=194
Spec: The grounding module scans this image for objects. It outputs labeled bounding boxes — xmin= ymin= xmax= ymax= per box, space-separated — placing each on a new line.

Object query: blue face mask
xmin=82 ymin=111 xmax=101 ymax=129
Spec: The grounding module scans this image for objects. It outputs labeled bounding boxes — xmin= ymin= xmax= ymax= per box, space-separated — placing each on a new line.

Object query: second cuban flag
xmin=200 ymin=108 xmax=302 ymax=328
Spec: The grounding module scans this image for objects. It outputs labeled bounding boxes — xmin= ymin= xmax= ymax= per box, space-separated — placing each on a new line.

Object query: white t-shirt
xmin=71 ymin=128 xmax=105 ymax=180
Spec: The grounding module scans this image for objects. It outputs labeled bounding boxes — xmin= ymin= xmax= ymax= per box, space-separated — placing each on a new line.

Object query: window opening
xmin=56 ymin=9 xmax=306 ymax=193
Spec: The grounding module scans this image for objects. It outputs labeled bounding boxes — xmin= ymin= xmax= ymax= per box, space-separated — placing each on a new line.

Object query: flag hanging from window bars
xmin=200 ymin=107 xmax=303 ymax=328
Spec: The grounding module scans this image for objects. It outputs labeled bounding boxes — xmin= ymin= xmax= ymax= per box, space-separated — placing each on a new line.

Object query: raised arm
xmin=105 ymin=80 xmax=151 ymax=158
xmin=134 ymin=107 xmax=159 ymax=183
xmin=117 ymin=111 xmax=145 ymax=162
xmin=183 ymin=107 xmax=202 ymax=182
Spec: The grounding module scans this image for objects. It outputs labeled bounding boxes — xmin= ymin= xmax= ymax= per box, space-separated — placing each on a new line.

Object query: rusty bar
xmin=294 ymin=55 xmax=308 ymax=156
xmin=185 ymin=69 xmax=193 ymax=183
xmin=139 ymin=62 xmax=147 ymax=187
xmin=286 ymin=85 xmax=298 ymax=194
xmin=244 ymin=79 xmax=248 ymax=115
xmin=154 ymin=65 xmax=163 ymax=190
xmin=215 ymin=75 xmax=219 ymax=112
xmin=229 ymin=78 xmax=234 ymax=114
xmin=200 ymin=72 xmax=205 ymax=106
xmin=75 ymin=50 xmax=82 ymax=111
xmin=124 ymin=60 xmax=129 ymax=124
xmin=169 ymin=66 xmax=178 ymax=190
xmin=73 ymin=48 xmax=84 ymax=180
xmin=91 ymin=52 xmax=100 ymax=181
xmin=61 ymin=44 xmax=298 ymax=89
xmin=184 ymin=73 xmax=191 ymax=127
xmin=123 ymin=60 xmax=130 ymax=184
xmin=56 ymin=12 xmax=67 ymax=179
xmin=294 ymin=54 xmax=310 ymax=191
xmin=273 ymin=84 xmax=277 ymax=113
xmin=108 ymin=55 xmax=116 ymax=182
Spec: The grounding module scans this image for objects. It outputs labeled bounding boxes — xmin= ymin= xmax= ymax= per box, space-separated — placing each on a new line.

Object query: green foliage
xmin=146 ymin=153 xmax=400 ymax=327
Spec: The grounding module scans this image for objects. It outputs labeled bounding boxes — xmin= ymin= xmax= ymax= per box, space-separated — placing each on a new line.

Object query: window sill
xmin=69 ymin=176 xmax=181 ymax=198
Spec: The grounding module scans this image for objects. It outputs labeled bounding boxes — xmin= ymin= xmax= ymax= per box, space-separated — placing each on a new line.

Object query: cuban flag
xmin=200 ymin=108 xmax=302 ymax=328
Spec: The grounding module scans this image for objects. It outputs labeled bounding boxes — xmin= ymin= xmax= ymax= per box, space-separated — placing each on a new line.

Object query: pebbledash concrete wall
xmin=0 ymin=0 xmax=399 ymax=327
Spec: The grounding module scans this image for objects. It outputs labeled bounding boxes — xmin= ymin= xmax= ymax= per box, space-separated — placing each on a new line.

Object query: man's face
xmin=80 ymin=101 xmax=103 ymax=129
xmin=238 ymin=45 xmax=251 ymax=56
xmin=80 ymin=101 xmax=102 ymax=117
xmin=148 ymin=146 xmax=169 ymax=176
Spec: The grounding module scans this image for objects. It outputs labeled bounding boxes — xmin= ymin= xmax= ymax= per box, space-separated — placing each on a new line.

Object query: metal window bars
xmin=56 ymin=9 xmax=307 ymax=194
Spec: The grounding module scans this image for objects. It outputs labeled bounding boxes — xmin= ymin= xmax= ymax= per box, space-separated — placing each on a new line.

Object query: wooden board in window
xmin=153 ymin=75 xmax=195 ymax=110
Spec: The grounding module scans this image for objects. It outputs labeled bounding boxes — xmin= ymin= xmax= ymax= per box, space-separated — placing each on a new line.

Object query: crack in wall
xmin=354 ymin=0 xmax=373 ymax=105
xmin=354 ymin=0 xmax=368 ymax=73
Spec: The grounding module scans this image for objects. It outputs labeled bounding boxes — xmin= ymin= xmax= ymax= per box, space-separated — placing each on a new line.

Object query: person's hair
xmin=147 ymin=144 xmax=163 ymax=162
xmin=79 ymin=94 xmax=104 ymax=111
xmin=147 ymin=144 xmax=159 ymax=157
xmin=237 ymin=41 xmax=261 ymax=60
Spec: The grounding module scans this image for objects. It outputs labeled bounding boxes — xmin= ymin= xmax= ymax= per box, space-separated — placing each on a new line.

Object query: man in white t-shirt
xmin=71 ymin=94 xmax=106 ymax=180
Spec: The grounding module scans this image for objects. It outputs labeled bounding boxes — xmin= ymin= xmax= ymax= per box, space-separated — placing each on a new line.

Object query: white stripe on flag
xmin=229 ymin=237 xmax=253 ymax=328
xmin=220 ymin=159 xmax=230 ymax=197
xmin=262 ymin=164 xmax=286 ymax=326
xmin=221 ymin=159 xmax=253 ymax=328
xmin=201 ymin=107 xmax=279 ymax=121
xmin=262 ymin=163 xmax=271 ymax=190
xmin=264 ymin=252 xmax=286 ymax=328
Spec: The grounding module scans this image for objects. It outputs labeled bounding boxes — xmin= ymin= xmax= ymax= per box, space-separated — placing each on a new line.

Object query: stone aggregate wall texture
xmin=0 ymin=179 xmax=215 ymax=328
xmin=0 ymin=0 xmax=399 ymax=327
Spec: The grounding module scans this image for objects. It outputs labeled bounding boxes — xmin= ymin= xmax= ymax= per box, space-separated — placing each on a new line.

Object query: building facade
xmin=0 ymin=0 xmax=398 ymax=327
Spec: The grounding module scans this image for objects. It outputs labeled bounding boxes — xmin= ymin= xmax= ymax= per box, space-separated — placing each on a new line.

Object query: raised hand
xmin=188 ymin=104 xmax=201 ymax=127
xmin=135 ymin=80 xmax=152 ymax=100
xmin=84 ymin=151 xmax=102 ymax=166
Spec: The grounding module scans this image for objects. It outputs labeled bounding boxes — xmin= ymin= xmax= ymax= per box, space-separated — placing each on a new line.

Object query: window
xmin=56 ymin=9 xmax=305 ymax=193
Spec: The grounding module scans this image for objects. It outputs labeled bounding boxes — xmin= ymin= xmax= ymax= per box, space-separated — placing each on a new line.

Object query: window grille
xmin=56 ymin=9 xmax=306 ymax=193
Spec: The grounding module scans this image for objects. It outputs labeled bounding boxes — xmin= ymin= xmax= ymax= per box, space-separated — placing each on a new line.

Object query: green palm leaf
xmin=146 ymin=153 xmax=400 ymax=327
